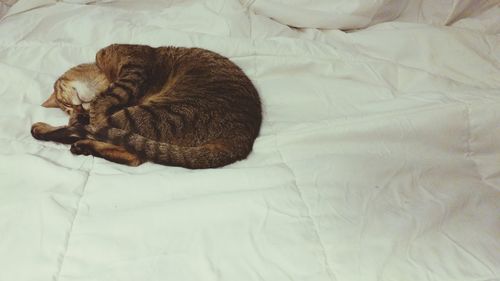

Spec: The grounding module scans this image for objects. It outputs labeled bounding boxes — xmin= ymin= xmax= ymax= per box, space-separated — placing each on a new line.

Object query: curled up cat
xmin=31 ymin=44 xmax=262 ymax=169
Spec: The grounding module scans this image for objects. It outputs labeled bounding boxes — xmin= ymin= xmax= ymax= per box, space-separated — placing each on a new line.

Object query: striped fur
xmin=31 ymin=44 xmax=262 ymax=169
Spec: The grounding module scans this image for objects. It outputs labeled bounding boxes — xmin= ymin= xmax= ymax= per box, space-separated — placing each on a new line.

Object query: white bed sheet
xmin=243 ymin=0 xmax=499 ymax=30
xmin=0 ymin=1 xmax=499 ymax=280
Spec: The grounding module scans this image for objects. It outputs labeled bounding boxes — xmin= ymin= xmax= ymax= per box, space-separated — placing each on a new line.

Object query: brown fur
xmin=31 ymin=44 xmax=262 ymax=169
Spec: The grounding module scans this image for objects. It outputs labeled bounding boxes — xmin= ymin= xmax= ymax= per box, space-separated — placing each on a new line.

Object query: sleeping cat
xmin=40 ymin=63 xmax=109 ymax=126
xmin=31 ymin=44 xmax=262 ymax=168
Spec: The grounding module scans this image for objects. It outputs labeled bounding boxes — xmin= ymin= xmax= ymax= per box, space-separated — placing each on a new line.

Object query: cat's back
xmin=155 ymin=47 xmax=254 ymax=86
xmin=152 ymin=46 xmax=260 ymax=106
xmin=148 ymin=46 xmax=262 ymax=138
xmin=155 ymin=46 xmax=237 ymax=70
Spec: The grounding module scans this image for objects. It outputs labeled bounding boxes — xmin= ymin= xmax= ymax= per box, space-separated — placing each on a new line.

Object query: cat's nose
xmin=74 ymin=105 xmax=84 ymax=113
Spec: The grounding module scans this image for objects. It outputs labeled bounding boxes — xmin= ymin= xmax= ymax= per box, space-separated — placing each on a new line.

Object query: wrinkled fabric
xmin=241 ymin=0 xmax=406 ymax=29
xmin=0 ymin=1 xmax=499 ymax=281
xmin=243 ymin=0 xmax=499 ymax=30
xmin=0 ymin=0 xmax=17 ymax=18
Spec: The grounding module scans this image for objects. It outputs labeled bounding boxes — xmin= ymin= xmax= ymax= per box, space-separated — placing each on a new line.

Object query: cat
xmin=31 ymin=44 xmax=262 ymax=169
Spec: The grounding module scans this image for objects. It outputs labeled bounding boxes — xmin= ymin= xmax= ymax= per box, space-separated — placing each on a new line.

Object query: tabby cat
xmin=31 ymin=44 xmax=262 ymax=169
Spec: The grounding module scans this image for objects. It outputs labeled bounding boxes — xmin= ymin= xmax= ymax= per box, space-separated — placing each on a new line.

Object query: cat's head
xmin=42 ymin=63 xmax=109 ymax=115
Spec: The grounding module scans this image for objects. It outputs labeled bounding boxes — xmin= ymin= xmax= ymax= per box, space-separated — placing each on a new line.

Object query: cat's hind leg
xmin=71 ymin=139 xmax=144 ymax=166
xmin=31 ymin=122 xmax=86 ymax=144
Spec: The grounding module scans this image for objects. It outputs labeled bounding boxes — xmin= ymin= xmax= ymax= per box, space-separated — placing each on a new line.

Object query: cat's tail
xmin=91 ymin=126 xmax=252 ymax=169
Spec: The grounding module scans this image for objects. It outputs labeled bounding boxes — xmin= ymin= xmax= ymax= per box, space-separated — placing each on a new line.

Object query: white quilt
xmin=1 ymin=1 xmax=499 ymax=280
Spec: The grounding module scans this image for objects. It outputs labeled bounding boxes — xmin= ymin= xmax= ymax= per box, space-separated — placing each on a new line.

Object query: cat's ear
xmin=42 ymin=92 xmax=59 ymax=108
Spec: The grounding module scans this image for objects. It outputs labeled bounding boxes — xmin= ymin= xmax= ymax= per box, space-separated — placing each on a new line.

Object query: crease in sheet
xmin=460 ymin=102 xmax=500 ymax=193
xmin=271 ymin=120 xmax=337 ymax=281
xmin=53 ymin=165 xmax=93 ymax=281
xmin=440 ymin=230 xmax=496 ymax=277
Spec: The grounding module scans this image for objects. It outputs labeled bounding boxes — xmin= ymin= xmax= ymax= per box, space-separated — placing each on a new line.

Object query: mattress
xmin=0 ymin=0 xmax=499 ymax=280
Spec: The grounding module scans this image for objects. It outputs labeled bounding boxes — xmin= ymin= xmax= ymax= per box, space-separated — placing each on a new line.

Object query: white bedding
xmin=243 ymin=0 xmax=499 ymax=30
xmin=0 ymin=1 xmax=499 ymax=280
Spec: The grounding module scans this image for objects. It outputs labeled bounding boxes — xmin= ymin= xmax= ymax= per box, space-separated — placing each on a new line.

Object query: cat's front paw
xmin=69 ymin=113 xmax=90 ymax=126
xmin=31 ymin=122 xmax=53 ymax=141
xmin=70 ymin=139 xmax=94 ymax=156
